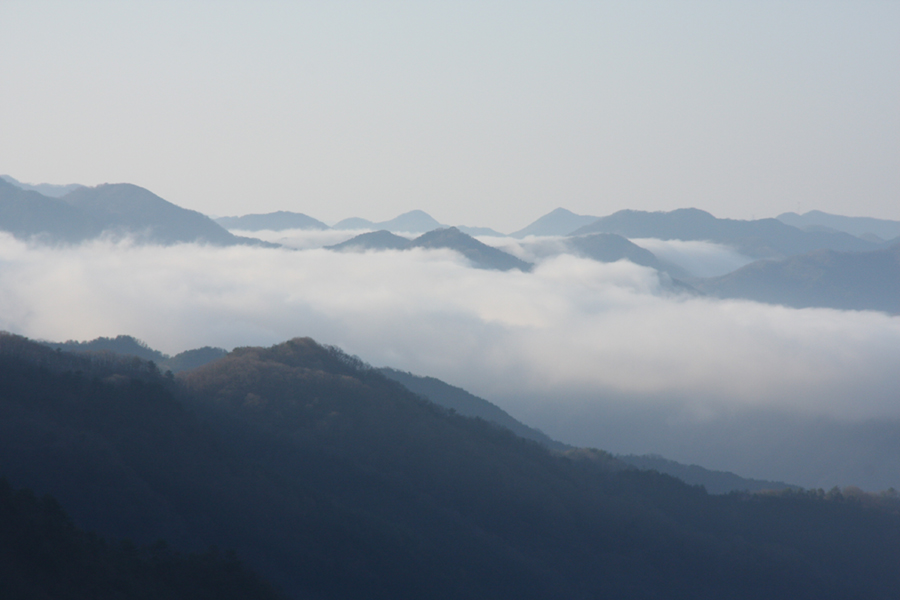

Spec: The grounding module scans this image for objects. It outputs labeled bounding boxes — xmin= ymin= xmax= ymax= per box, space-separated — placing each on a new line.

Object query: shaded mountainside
xmin=618 ymin=455 xmax=798 ymax=495
xmin=328 ymin=227 xmax=532 ymax=271
xmin=4 ymin=333 xmax=900 ymax=598
xmin=378 ymin=368 xmax=569 ymax=451
xmin=0 ymin=178 xmax=272 ymax=246
xmin=62 ymin=184 xmax=251 ymax=246
xmin=0 ymin=479 xmax=284 ymax=600
xmin=571 ymin=208 xmax=877 ymax=259
xmin=694 ymin=243 xmax=900 ymax=313
xmin=511 ymin=208 xmax=599 ymax=238
xmin=216 ymin=212 xmax=329 ymax=232
xmin=44 ymin=333 xmax=796 ymax=495
xmin=0 ymin=177 xmax=103 ymax=242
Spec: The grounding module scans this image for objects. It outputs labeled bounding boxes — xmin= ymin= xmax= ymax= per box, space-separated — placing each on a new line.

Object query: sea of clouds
xmin=2 ymin=230 xmax=898 ymax=426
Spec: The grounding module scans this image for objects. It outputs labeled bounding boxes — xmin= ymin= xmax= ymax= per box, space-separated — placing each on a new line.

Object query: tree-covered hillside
xmin=2 ymin=332 xmax=900 ymax=599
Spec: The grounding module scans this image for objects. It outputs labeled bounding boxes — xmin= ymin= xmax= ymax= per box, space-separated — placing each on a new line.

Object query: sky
xmin=1 ymin=1 xmax=898 ymax=232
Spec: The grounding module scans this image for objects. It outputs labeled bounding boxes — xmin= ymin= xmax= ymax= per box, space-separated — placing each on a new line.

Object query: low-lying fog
xmin=3 ymin=231 xmax=898 ymax=489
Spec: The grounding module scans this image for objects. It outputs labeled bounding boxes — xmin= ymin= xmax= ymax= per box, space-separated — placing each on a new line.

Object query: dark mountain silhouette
xmin=0 ymin=179 xmax=272 ymax=246
xmin=571 ymin=208 xmax=878 ymax=259
xmin=379 ymin=367 xmax=798 ymax=493
xmin=334 ymin=210 xmax=444 ymax=233
xmin=379 ymin=368 xmax=569 ymax=451
xmin=694 ymin=242 xmax=900 ymax=313
xmin=1 ymin=174 xmax=84 ymax=197
xmin=216 ymin=211 xmax=329 ymax=231
xmin=778 ymin=210 xmax=900 ymax=243
xmin=511 ymin=207 xmax=599 ymax=238
xmin=410 ymin=227 xmax=533 ymax=271
xmin=618 ymin=455 xmax=798 ymax=495
xmin=0 ymin=479 xmax=284 ymax=600
xmin=325 ymin=230 xmax=412 ymax=251
xmin=4 ymin=332 xmax=900 ymax=599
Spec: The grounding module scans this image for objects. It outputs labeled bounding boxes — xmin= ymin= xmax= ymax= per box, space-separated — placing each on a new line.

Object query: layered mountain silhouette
xmin=328 ymin=227 xmax=533 ymax=271
xmin=777 ymin=210 xmax=900 ymax=243
xmin=571 ymin=208 xmax=878 ymax=259
xmin=0 ymin=178 xmax=271 ymax=246
xmin=4 ymin=332 xmax=900 ymax=599
xmin=1 ymin=174 xmax=84 ymax=198
xmin=379 ymin=368 xmax=569 ymax=451
xmin=333 ymin=209 xmax=444 ymax=233
xmin=216 ymin=211 xmax=328 ymax=231
xmin=565 ymin=232 xmax=691 ymax=279
xmin=694 ymin=242 xmax=900 ymax=313
xmin=511 ymin=207 xmax=600 ymax=237
xmin=45 ymin=335 xmax=228 ymax=373
xmin=617 ymin=454 xmax=798 ymax=495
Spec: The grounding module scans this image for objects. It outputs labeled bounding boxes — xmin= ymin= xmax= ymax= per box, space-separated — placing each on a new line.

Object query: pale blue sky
xmin=1 ymin=1 xmax=897 ymax=230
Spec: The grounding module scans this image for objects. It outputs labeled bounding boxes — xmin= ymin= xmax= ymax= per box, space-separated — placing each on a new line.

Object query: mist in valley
xmin=3 ymin=230 xmax=899 ymax=489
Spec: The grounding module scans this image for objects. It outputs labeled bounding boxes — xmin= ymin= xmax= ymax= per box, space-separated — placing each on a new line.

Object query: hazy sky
xmin=1 ymin=1 xmax=898 ymax=231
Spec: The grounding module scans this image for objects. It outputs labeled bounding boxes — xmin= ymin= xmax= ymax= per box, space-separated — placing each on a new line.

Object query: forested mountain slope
xmin=0 ymin=479 xmax=283 ymax=600
xmin=2 ymin=332 xmax=900 ymax=599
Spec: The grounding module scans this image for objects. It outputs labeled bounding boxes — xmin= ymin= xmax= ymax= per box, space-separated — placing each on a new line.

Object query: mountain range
xmin=778 ymin=210 xmax=900 ymax=244
xmin=5 ymin=332 xmax=900 ymax=598
xmin=6 ymin=173 xmax=900 ymax=314
xmin=570 ymin=208 xmax=879 ymax=259
xmin=0 ymin=178 xmax=269 ymax=246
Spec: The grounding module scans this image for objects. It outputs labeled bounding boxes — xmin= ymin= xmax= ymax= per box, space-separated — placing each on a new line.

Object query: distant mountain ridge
xmin=334 ymin=209 xmax=444 ymax=233
xmin=511 ymin=207 xmax=600 ymax=237
xmin=694 ymin=242 xmax=900 ymax=313
xmin=216 ymin=211 xmax=328 ymax=231
xmin=328 ymin=227 xmax=533 ymax=271
xmin=1 ymin=174 xmax=84 ymax=197
xmin=777 ymin=210 xmax=900 ymax=243
xmin=0 ymin=178 xmax=272 ymax=247
xmin=571 ymin=208 xmax=878 ymax=259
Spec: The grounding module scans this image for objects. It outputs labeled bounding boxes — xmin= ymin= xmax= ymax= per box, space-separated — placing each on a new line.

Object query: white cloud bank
xmin=1 ymin=233 xmax=899 ymax=424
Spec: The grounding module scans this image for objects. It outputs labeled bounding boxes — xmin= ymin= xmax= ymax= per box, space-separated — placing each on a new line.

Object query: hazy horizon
xmin=2 ymin=1 xmax=898 ymax=231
